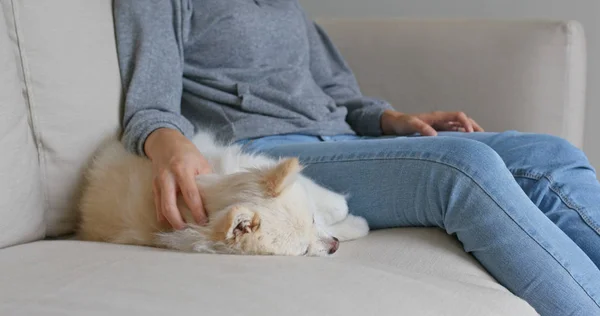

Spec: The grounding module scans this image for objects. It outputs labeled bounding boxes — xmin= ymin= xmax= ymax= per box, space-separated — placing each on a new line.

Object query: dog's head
xmin=195 ymin=158 xmax=340 ymax=256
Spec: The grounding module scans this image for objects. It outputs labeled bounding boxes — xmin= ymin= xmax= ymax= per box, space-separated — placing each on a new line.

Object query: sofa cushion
xmin=0 ymin=229 xmax=537 ymax=315
xmin=6 ymin=0 xmax=122 ymax=236
xmin=0 ymin=1 xmax=45 ymax=248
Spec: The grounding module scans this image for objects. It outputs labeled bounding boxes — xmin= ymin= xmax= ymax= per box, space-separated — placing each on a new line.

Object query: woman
xmin=113 ymin=1 xmax=600 ymax=315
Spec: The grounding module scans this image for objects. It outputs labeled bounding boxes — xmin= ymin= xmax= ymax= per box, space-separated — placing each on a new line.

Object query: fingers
xmin=159 ymin=172 xmax=186 ymax=230
xmin=449 ymin=112 xmax=473 ymax=133
xmin=153 ymin=181 xmax=166 ymax=223
xmin=148 ymin=132 xmax=212 ymax=230
xmin=424 ymin=111 xmax=483 ymax=133
xmin=408 ymin=116 xmax=437 ymax=136
xmin=471 ymin=118 xmax=484 ymax=132
xmin=174 ymin=167 xmax=207 ymax=225
xmin=438 ymin=121 xmax=464 ymax=132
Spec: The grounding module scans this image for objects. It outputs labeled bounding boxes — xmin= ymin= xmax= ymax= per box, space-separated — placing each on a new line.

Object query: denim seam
xmin=511 ymin=170 xmax=600 ymax=236
xmin=301 ymin=154 xmax=599 ymax=306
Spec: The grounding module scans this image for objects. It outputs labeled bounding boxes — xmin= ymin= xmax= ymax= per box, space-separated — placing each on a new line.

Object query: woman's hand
xmin=381 ymin=110 xmax=484 ymax=136
xmin=144 ymin=128 xmax=213 ymax=230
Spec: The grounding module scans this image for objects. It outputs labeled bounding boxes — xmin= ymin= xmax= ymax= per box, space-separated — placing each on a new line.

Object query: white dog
xmin=77 ymin=132 xmax=369 ymax=256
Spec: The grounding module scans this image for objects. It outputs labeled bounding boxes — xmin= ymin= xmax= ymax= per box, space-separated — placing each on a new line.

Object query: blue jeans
xmin=236 ymin=131 xmax=600 ymax=316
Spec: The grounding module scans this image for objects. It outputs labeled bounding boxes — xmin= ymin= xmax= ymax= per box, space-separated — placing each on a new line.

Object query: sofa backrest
xmin=1 ymin=0 xmax=122 ymax=245
xmin=0 ymin=2 xmax=45 ymax=248
xmin=0 ymin=1 xmax=587 ymax=247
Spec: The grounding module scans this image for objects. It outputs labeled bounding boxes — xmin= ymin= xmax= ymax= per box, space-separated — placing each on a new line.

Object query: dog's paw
xmin=316 ymin=191 xmax=350 ymax=226
xmin=299 ymin=176 xmax=349 ymax=226
xmin=325 ymin=215 xmax=369 ymax=242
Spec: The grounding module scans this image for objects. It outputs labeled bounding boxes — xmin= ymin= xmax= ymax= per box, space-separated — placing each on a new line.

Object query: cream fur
xmin=77 ymin=132 xmax=369 ymax=256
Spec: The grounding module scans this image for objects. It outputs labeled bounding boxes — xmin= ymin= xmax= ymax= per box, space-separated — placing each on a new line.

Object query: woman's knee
xmin=419 ymin=138 xmax=520 ymax=224
xmin=427 ymin=136 xmax=507 ymax=176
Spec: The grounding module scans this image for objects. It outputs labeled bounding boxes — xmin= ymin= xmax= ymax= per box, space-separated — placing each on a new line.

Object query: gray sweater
xmin=114 ymin=0 xmax=393 ymax=156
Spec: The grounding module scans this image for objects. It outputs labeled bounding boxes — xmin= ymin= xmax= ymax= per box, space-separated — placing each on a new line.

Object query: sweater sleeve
xmin=114 ymin=0 xmax=195 ymax=156
xmin=301 ymin=13 xmax=394 ymax=136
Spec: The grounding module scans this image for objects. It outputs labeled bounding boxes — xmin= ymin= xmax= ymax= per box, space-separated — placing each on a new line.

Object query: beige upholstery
xmin=0 ymin=230 xmax=537 ymax=316
xmin=0 ymin=0 xmax=587 ymax=314
xmin=0 ymin=2 xmax=45 ymax=248
xmin=3 ymin=0 xmax=122 ymax=236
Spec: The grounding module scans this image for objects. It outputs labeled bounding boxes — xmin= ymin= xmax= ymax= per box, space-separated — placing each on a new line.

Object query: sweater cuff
xmin=346 ymin=99 xmax=394 ymax=136
xmin=122 ymin=110 xmax=195 ymax=157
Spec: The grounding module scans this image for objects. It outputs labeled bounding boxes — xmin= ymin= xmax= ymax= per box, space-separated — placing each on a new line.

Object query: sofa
xmin=0 ymin=1 xmax=587 ymax=315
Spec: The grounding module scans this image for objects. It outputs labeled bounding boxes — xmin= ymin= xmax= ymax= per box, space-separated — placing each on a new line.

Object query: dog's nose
xmin=328 ymin=237 xmax=340 ymax=254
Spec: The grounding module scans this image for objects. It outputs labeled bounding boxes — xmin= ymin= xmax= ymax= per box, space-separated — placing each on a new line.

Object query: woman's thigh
xmin=241 ymin=131 xmax=598 ymax=228
xmin=241 ymin=133 xmax=531 ymax=229
xmin=432 ymin=130 xmax=593 ymax=176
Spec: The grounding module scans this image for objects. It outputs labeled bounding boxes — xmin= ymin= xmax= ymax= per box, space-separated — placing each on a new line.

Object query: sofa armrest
xmin=317 ymin=19 xmax=587 ymax=147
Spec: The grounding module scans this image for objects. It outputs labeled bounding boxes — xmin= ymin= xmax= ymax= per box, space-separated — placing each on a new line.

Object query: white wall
xmin=301 ymin=0 xmax=600 ymax=171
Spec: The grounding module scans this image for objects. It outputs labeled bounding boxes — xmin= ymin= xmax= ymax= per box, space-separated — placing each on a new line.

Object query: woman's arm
xmin=299 ymin=9 xmax=394 ymax=136
xmin=114 ymin=0 xmax=195 ymax=157
xmin=114 ymin=0 xmax=211 ymax=229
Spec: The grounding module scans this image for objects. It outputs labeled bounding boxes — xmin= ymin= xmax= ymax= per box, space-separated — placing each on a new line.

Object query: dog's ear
xmin=261 ymin=158 xmax=302 ymax=198
xmin=219 ymin=205 xmax=260 ymax=241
